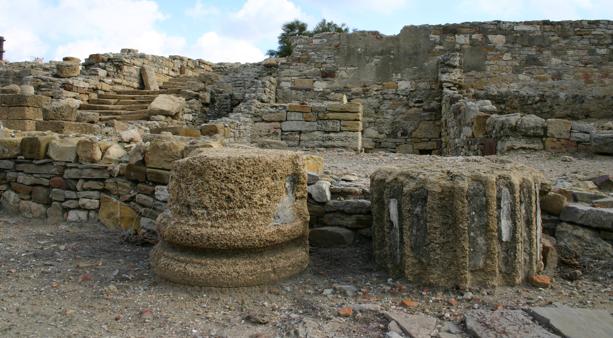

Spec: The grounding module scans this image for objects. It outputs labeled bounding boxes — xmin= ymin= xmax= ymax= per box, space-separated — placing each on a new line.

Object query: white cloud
xmin=191 ymin=32 xmax=266 ymax=63
xmin=228 ymin=0 xmax=311 ymax=41
xmin=0 ymin=0 xmax=186 ymax=61
xmin=185 ymin=0 xmax=220 ymax=18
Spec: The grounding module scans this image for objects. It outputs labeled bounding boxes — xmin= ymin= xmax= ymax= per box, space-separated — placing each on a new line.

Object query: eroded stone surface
xmin=151 ymin=148 xmax=309 ymax=287
xmin=371 ymin=157 xmax=543 ymax=288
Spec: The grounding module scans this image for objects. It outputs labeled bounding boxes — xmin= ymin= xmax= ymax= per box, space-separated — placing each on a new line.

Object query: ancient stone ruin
xmin=371 ymin=157 xmax=544 ymax=288
xmin=151 ymin=148 xmax=309 ymax=287
xmin=0 ymin=19 xmax=612 ymax=337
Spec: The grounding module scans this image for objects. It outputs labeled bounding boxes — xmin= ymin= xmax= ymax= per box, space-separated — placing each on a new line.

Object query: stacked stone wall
xmin=281 ymin=20 xmax=612 ymax=153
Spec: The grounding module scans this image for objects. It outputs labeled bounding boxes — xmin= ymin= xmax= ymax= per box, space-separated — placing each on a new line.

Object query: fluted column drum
xmin=371 ymin=157 xmax=544 ymax=288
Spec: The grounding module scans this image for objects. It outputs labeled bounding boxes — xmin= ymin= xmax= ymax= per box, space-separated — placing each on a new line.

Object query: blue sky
xmin=1 ymin=0 xmax=611 ymax=63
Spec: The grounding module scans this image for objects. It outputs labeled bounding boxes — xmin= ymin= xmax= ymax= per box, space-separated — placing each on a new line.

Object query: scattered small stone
xmin=529 ymin=275 xmax=552 ymax=288
xmin=400 ymin=299 xmax=419 ymax=308
xmin=337 ymin=306 xmax=353 ymax=317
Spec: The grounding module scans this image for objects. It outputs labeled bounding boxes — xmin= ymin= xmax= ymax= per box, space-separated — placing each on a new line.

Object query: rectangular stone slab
xmin=526 ymin=305 xmax=613 ymax=338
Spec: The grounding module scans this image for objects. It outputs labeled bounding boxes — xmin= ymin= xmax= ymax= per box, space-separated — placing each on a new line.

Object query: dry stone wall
xmin=278 ymin=20 xmax=612 ymax=153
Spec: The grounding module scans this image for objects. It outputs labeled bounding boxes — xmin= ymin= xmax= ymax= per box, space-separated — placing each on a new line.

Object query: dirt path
xmin=1 ymin=215 xmax=611 ymax=337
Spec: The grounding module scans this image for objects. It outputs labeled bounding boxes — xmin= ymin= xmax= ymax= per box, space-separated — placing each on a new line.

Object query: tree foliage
xmin=267 ymin=19 xmax=351 ymax=58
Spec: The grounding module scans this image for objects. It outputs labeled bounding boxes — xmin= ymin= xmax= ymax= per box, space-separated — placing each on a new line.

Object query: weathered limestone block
xmin=371 ymin=157 xmax=544 ymax=288
xmin=36 ymin=121 xmax=98 ymax=134
xmin=98 ymin=194 xmax=139 ymax=230
xmin=21 ymin=135 xmax=58 ymax=160
xmin=1 ymin=119 xmax=37 ymax=131
xmin=76 ymin=139 xmax=102 ymax=163
xmin=0 ymin=137 xmax=22 ymax=159
xmin=151 ymin=148 xmax=309 ymax=287
xmin=148 ymin=94 xmax=185 ymax=116
xmin=56 ymin=62 xmax=81 ymax=78
xmin=4 ymin=106 xmax=43 ymax=120
xmin=144 ymin=139 xmax=186 ymax=170
xmin=43 ymin=98 xmax=79 ymax=121
xmin=0 ymin=94 xmax=50 ymax=108
xmin=140 ymin=66 xmax=159 ymax=91
xmin=546 ymin=119 xmax=572 ymax=139
xmin=47 ymin=138 xmax=81 ymax=162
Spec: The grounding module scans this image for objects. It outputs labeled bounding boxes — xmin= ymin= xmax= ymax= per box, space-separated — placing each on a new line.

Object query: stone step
xmin=114 ymin=89 xmax=182 ymax=95
xmin=79 ymin=103 xmax=149 ymax=111
xmin=89 ymin=98 xmax=154 ymax=105
xmin=98 ymin=94 xmax=159 ymax=100
xmin=99 ymin=112 xmax=149 ymax=121
xmin=114 ymin=89 xmax=160 ymax=95
xmin=78 ymin=109 xmax=148 ymax=116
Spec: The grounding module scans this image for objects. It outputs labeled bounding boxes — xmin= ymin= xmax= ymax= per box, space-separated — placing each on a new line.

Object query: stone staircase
xmin=160 ymin=75 xmax=206 ymax=91
xmin=78 ymin=89 xmax=181 ymax=121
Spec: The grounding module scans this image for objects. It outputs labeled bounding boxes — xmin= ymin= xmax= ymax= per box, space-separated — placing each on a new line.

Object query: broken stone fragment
xmin=76 ymin=139 xmax=102 ymax=163
xmin=307 ymin=180 xmax=331 ymax=203
xmin=47 ymin=138 xmax=81 ymax=162
xmin=148 ymin=94 xmax=185 ymax=116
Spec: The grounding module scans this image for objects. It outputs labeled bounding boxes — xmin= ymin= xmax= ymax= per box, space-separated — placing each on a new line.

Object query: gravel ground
xmin=0 ymin=151 xmax=612 ymax=337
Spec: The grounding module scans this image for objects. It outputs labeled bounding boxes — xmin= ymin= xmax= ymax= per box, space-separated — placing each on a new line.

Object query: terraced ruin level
xmin=0 ymin=20 xmax=612 ymax=338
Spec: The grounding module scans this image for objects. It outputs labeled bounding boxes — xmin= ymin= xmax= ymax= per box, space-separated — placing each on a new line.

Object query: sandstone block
xmin=146 ymin=168 xmax=170 ymax=184
xmin=98 ymin=194 xmax=139 ymax=230
xmin=102 ymin=143 xmax=127 ymax=163
xmin=36 ymin=121 xmax=98 ymax=134
xmin=318 ymin=112 xmax=361 ymax=121
xmin=326 ymin=102 xmax=362 ymax=113
xmin=341 ymin=120 xmax=362 ymax=132
xmin=76 ymin=139 xmax=102 ymax=163
xmin=0 ymin=94 xmax=50 ymax=108
xmin=6 ymin=106 xmax=43 ymax=120
xmin=21 ymin=135 xmax=58 ymax=160
xmin=55 ymin=62 xmax=80 ymax=78
xmin=148 ymin=94 xmax=185 ymax=116
xmin=1 ymin=119 xmax=37 ymax=131
xmin=261 ymin=112 xmax=286 ymax=122
xmin=151 ymin=148 xmax=309 ymax=287
xmin=544 ymin=138 xmax=577 ymax=153
xmin=304 ymin=155 xmax=323 ymax=174
xmin=47 ymin=138 xmax=80 ymax=162
xmin=0 ymin=84 xmax=20 ymax=94
xmin=0 ymin=137 xmax=22 ymax=159
xmin=43 ymin=98 xmax=79 ymax=121
xmin=291 ymin=79 xmax=314 ymax=90
xmin=140 ymin=66 xmax=159 ymax=91
xmin=300 ymin=131 xmax=362 ymax=150
xmin=516 ymin=114 xmax=545 ymax=137
xmin=546 ymin=119 xmax=572 ymax=139
xmin=540 ymin=192 xmax=567 ymax=216
xmin=144 ymin=139 xmax=186 ymax=170
xmin=288 ymin=104 xmax=311 ymax=113
xmin=371 ymin=157 xmax=544 ymax=288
